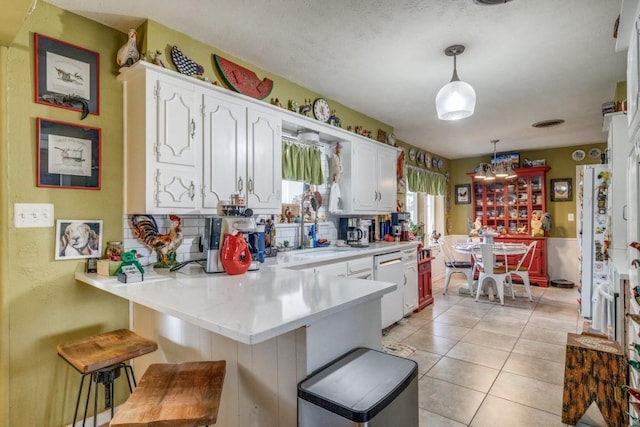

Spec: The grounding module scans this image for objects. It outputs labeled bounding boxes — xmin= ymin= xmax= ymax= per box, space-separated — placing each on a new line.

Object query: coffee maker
xmin=339 ymin=217 xmax=370 ymax=247
xmin=391 ymin=212 xmax=411 ymax=241
xmin=203 ymin=216 xmax=259 ymax=273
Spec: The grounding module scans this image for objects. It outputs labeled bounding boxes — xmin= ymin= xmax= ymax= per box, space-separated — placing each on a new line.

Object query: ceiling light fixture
xmin=435 ymin=45 xmax=476 ymax=121
xmin=475 ymin=140 xmax=517 ymax=181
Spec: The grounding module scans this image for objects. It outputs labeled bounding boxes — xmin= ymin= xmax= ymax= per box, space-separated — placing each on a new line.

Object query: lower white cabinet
xmin=403 ymin=249 xmax=419 ymax=315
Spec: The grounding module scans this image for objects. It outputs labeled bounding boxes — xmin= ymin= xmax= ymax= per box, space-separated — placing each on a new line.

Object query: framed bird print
xmin=455 ymin=184 xmax=471 ymax=204
xmin=34 ymin=33 xmax=100 ymax=118
xmin=37 ymin=118 xmax=101 ymax=190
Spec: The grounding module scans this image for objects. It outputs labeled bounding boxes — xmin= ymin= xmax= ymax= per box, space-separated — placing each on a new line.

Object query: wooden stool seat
xmin=58 ymin=329 xmax=158 ymax=373
xmin=57 ymin=329 xmax=157 ymax=427
xmin=562 ymin=333 xmax=627 ymax=426
xmin=110 ymin=361 xmax=226 ymax=427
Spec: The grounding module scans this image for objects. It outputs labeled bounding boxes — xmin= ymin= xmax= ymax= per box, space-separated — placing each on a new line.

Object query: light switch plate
xmin=14 ymin=203 xmax=54 ymax=228
xmin=568 ymin=213 xmax=575 ymax=222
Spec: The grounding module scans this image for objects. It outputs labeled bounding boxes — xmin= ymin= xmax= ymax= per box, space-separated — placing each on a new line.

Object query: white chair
xmin=475 ymin=243 xmax=511 ymax=305
xmin=439 ymin=241 xmax=474 ymax=294
xmin=505 ymin=241 xmax=536 ymax=302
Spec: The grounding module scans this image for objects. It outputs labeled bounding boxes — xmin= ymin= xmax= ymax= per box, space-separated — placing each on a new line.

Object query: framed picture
xmin=55 ymin=220 xmax=103 ymax=260
xmin=551 ymin=178 xmax=572 ymax=202
xmin=37 ymin=118 xmax=101 ymax=190
xmin=491 ymin=152 xmax=520 ymax=168
xmin=455 ymin=184 xmax=471 ymax=204
xmin=34 ymin=33 xmax=99 ymax=117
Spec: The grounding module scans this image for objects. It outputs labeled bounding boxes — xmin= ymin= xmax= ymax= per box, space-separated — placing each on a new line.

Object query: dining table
xmin=452 ymin=242 xmax=528 ymax=299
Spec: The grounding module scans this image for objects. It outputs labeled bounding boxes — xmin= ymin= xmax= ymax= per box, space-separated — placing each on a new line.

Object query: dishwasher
xmin=374 ymin=251 xmax=404 ymax=329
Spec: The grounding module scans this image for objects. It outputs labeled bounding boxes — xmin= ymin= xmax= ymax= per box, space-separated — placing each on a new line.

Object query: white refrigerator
xmin=577 ymin=164 xmax=611 ymax=324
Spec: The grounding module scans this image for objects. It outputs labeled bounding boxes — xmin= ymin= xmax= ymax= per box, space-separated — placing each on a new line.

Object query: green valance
xmin=282 ymin=141 xmax=324 ymax=185
xmin=407 ymin=167 xmax=446 ymax=195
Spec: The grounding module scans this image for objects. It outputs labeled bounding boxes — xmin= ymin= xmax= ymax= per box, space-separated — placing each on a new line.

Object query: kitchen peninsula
xmin=75 ymin=257 xmax=397 ymax=427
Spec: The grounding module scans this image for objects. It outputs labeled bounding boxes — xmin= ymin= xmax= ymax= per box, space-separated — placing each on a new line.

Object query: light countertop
xmin=76 ymin=266 xmax=396 ymax=345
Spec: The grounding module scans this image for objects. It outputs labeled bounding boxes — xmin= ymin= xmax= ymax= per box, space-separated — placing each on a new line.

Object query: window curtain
xmin=407 ymin=168 xmax=446 ymax=195
xmin=282 ymin=141 xmax=324 ymax=185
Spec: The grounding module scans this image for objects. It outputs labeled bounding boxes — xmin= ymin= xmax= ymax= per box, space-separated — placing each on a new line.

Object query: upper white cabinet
xmin=605 ymin=113 xmax=630 ymax=251
xmin=340 ymin=137 xmax=398 ymax=214
xmin=120 ymin=62 xmax=281 ymax=214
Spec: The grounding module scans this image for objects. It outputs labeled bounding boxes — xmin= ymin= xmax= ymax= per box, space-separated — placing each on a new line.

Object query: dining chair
xmin=505 ymin=241 xmax=536 ymax=302
xmin=439 ymin=241 xmax=474 ymax=294
xmin=475 ymin=243 xmax=511 ymax=305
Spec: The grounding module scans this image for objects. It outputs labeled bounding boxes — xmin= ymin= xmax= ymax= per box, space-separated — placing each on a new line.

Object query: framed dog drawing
xmin=55 ymin=220 xmax=103 ymax=260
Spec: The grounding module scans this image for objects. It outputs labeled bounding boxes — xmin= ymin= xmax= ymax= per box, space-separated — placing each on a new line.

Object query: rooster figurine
xmin=130 ymin=214 xmax=184 ymax=267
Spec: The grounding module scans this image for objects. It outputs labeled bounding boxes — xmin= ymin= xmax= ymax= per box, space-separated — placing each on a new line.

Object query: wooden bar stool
xmin=110 ymin=361 xmax=226 ymax=427
xmin=57 ymin=329 xmax=158 ymax=427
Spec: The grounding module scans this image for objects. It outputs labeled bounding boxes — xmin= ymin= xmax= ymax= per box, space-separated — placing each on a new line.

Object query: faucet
xmin=300 ymin=191 xmax=319 ymax=248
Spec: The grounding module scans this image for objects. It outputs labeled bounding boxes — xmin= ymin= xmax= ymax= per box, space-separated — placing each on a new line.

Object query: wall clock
xmin=313 ymin=98 xmax=330 ymax=122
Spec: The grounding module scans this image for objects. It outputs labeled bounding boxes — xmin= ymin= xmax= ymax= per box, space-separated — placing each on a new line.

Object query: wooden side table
xmin=561 ymin=333 xmax=627 ymax=426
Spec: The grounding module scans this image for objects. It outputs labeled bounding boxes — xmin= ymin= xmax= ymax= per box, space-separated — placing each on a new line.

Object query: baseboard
xmin=66 ymin=405 xmax=122 ymax=427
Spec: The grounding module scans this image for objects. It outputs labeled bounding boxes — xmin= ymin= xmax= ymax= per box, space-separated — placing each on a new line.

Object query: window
xmin=406 ymin=191 xmax=445 ymax=241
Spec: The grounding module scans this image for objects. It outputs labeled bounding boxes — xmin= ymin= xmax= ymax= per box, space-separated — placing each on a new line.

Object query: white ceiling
xmin=45 ymin=0 xmax=627 ymax=159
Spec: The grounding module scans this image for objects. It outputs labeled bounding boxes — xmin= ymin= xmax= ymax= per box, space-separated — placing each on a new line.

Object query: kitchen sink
xmin=288 ymin=246 xmax=357 ymax=259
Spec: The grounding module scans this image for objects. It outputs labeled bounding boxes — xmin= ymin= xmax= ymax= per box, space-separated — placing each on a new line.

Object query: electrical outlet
xmin=14 ymin=203 xmax=54 ymax=228
xmin=568 ymin=213 xmax=575 ymax=222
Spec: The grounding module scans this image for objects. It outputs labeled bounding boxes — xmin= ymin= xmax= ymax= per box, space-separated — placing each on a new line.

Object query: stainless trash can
xmin=298 ymin=347 xmax=418 ymax=426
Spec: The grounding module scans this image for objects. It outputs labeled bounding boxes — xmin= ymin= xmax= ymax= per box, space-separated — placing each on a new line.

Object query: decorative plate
xmin=409 ymin=147 xmax=416 ymax=161
xmin=438 ymin=159 xmax=444 ymax=170
xmin=571 ymin=149 xmax=586 ymax=161
xmin=589 ymin=147 xmax=602 ymax=158
xmin=416 ymin=151 xmax=425 ymax=165
xmin=425 ymin=154 xmax=432 ymax=169
xmin=432 ymin=158 xmax=439 ymax=169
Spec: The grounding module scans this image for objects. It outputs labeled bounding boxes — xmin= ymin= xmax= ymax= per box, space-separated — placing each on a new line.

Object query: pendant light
xmin=435 ymin=45 xmax=476 ymax=120
xmin=474 ymin=140 xmax=517 ymax=180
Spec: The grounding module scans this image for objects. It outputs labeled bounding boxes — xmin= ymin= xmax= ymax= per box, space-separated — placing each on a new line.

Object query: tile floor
xmin=383 ymin=275 xmax=610 ymax=427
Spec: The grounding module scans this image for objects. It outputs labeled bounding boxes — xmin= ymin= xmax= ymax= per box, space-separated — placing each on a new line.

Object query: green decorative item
xmin=115 ymin=250 xmax=144 ymax=275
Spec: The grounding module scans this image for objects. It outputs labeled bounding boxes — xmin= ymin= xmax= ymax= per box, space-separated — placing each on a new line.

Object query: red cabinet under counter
xmin=416 ymin=257 xmax=434 ymax=311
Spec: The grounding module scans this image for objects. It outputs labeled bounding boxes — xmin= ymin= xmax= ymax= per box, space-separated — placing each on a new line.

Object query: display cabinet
xmin=468 ymin=166 xmax=550 ymax=287
xmin=469 ymin=166 xmax=550 ymax=234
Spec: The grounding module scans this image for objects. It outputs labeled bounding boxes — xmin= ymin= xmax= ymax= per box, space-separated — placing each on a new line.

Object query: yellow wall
xmin=448 ymin=143 xmax=607 ymax=237
xmin=1 ymin=5 xmax=397 ymax=426
xmin=141 ymin=19 xmax=394 ymax=138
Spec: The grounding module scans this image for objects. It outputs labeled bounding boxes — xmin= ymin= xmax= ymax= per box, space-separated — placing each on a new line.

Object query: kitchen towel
xmin=328 ymin=182 xmax=342 ymax=214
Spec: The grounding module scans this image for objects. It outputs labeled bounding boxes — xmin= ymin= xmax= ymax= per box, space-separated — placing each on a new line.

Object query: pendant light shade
xmin=436 ymin=45 xmax=476 ymax=121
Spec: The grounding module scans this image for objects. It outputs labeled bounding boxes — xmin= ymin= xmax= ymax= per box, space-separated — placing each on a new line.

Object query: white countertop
xmin=76 ymin=265 xmax=396 ymax=345
xmin=266 ymin=241 xmax=419 ymax=269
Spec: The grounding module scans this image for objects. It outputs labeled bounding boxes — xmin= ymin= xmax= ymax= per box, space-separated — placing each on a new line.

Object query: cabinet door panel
xmin=154 ymin=168 xmax=196 ymax=209
xmin=377 ymin=147 xmax=397 ymax=212
xmin=351 ymin=142 xmax=378 ymax=211
xmin=155 ymin=77 xmax=197 ymax=167
xmin=246 ymin=107 xmax=282 ymax=211
xmin=202 ymin=93 xmax=246 ymax=209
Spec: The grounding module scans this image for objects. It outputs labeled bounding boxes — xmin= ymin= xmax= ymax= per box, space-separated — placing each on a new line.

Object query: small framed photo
xmin=37 ymin=118 xmax=101 ymax=190
xmin=56 ymin=220 xmax=103 ymax=260
xmin=34 ymin=33 xmax=100 ymax=116
xmin=551 ymin=178 xmax=572 ymax=202
xmin=455 ymin=184 xmax=471 ymax=204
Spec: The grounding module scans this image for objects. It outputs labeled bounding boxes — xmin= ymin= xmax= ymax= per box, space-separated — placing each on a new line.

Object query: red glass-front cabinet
xmin=416 ymin=257 xmax=434 ymax=311
xmin=468 ymin=166 xmax=550 ymax=287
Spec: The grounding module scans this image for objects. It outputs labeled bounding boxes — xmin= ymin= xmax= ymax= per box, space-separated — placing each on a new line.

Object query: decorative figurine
xmin=328 ymin=110 xmax=342 ymax=127
xmin=531 ymin=211 xmax=544 ymax=237
xmin=152 ymin=50 xmax=166 ymax=68
xmin=287 ymin=99 xmax=298 ymax=112
xmin=115 ymin=250 xmax=144 ymax=275
xmin=170 ymin=45 xmax=204 ymax=76
xmin=271 ymin=98 xmax=283 ymax=108
xmin=117 ymin=28 xmax=140 ymax=67
xmin=130 ymin=214 xmax=184 ymax=267
xmin=299 ymin=99 xmax=312 ymax=116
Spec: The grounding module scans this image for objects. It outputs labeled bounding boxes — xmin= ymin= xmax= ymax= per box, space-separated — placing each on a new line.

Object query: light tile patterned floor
xmin=383 ymin=275 xmax=610 ymax=427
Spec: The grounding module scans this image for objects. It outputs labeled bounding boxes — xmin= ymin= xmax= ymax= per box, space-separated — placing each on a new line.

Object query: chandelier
xmin=435 ymin=45 xmax=476 ymax=120
xmin=474 ymin=140 xmax=517 ymax=180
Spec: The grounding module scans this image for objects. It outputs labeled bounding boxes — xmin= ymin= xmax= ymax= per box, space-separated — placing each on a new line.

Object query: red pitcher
xmin=220 ymin=232 xmax=252 ymax=275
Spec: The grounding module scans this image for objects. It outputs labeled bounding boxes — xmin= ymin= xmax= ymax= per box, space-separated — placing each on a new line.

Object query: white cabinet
xmin=121 ymin=67 xmax=201 ymax=213
xmin=120 ymin=62 xmax=281 ymax=215
xmin=202 ymin=91 xmax=282 ymax=213
xmin=341 ymin=138 xmax=398 ymax=214
xmin=605 ymin=113 xmax=630 ymax=251
xmin=629 ymin=17 xmax=640 ymax=141
xmin=402 ymin=249 xmax=419 ymax=315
